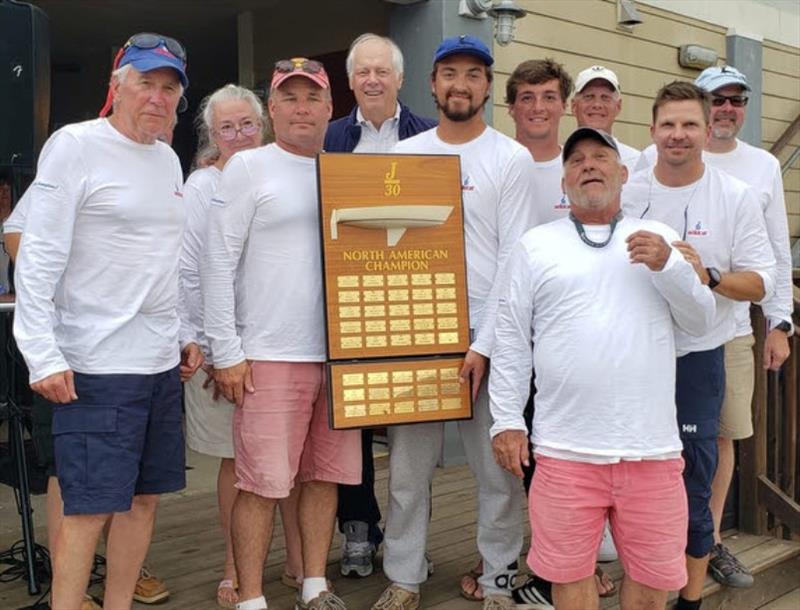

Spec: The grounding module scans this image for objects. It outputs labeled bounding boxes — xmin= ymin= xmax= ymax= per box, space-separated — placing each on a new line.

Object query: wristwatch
xmin=769 ymin=319 xmax=793 ymax=334
xmin=706 ymin=267 xmax=721 ymax=290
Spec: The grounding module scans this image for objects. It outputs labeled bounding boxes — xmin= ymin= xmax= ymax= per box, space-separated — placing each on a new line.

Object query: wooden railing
xmin=739 ymin=300 xmax=800 ymax=536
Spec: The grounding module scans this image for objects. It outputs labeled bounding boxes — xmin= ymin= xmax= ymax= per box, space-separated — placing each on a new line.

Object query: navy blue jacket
xmin=324 ymin=101 xmax=437 ymax=152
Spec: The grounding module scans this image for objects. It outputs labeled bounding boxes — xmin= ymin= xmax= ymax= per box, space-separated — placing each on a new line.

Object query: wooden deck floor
xmin=1 ymin=453 xmax=798 ymax=610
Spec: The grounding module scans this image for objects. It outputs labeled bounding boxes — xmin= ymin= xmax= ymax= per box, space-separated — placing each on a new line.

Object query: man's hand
xmin=491 ymin=430 xmax=530 ymax=478
xmin=671 ymin=240 xmax=709 ymax=283
xmin=201 ymin=365 xmax=223 ymax=401
xmin=764 ymin=328 xmax=791 ymax=371
xmin=31 ymin=370 xmax=77 ymax=404
xmin=179 ymin=343 xmax=204 ymax=382
xmin=626 ymin=230 xmax=672 ymax=271
xmin=459 ymin=350 xmax=487 ymax=401
xmin=214 ymin=360 xmax=254 ymax=407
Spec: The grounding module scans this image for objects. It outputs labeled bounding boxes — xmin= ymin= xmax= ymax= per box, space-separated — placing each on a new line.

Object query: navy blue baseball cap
xmin=120 ymin=40 xmax=188 ymax=88
xmin=434 ymin=35 xmax=494 ymax=66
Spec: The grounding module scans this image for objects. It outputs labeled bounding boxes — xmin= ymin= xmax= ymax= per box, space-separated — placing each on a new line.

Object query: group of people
xmin=6 ymin=24 xmax=791 ymax=610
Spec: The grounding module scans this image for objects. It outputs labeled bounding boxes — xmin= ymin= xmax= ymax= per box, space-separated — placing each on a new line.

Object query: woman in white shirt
xmin=180 ymin=84 xmax=305 ymax=609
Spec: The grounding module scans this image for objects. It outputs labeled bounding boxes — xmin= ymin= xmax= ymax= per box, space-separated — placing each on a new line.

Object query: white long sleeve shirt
xmin=179 ymin=166 xmax=221 ymax=361
xmin=14 ymin=118 xmax=187 ymax=383
xmin=202 ymin=144 xmax=326 ymax=368
xmin=622 ymin=165 xmax=776 ymax=355
xmin=489 ymin=216 xmax=715 ymax=460
xmin=633 ymin=140 xmax=791 ymax=334
xmin=394 ymin=126 xmax=539 ymax=356
xmin=704 ymin=140 xmax=792 ymax=334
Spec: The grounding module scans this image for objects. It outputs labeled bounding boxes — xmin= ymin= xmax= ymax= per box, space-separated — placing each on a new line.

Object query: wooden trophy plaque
xmin=318 ymin=153 xmax=472 ymax=429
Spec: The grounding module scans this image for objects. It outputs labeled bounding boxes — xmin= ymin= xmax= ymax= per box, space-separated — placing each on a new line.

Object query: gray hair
xmin=345 ymin=33 xmax=404 ymax=79
xmin=193 ymin=84 xmax=270 ymax=169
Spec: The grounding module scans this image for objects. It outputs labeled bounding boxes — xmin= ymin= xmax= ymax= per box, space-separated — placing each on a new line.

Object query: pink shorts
xmin=233 ymin=361 xmax=361 ymax=498
xmin=529 ymin=455 xmax=688 ymax=591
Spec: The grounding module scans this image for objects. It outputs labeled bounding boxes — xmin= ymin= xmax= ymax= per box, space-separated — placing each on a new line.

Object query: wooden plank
xmin=770 ymin=114 xmax=800 ymax=157
xmin=764 ymin=45 xmax=800 ymax=77
xmin=759 ymin=587 xmax=800 ymax=610
xmin=783 ymin=340 xmax=798 ymax=503
xmin=758 ymin=475 xmax=800 ymax=533
xmin=740 ymin=307 xmax=770 ymax=534
xmin=763 ymin=70 xmax=800 ymax=102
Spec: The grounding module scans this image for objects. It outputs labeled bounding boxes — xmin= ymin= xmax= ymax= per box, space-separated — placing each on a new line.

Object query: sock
xmin=301 ymin=577 xmax=327 ymax=602
xmin=675 ymin=596 xmax=702 ymax=610
xmin=235 ymin=596 xmax=267 ymax=610
xmin=396 ymin=582 xmax=420 ymax=594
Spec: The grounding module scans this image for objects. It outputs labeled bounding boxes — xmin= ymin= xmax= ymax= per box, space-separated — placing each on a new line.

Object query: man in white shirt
xmin=203 ymin=58 xmax=359 ymax=610
xmin=693 ymin=65 xmax=793 ymax=589
xmin=13 ymin=34 xmax=202 ymax=610
xmin=491 ymin=126 xmax=714 ymax=610
xmin=622 ymin=81 xmax=776 ymax=610
xmin=506 ymin=58 xmax=572 ymax=225
xmin=371 ymin=35 xmax=536 ymax=610
xmin=571 ymin=65 xmax=639 ymax=173
xmin=323 ymin=33 xmax=437 ymax=579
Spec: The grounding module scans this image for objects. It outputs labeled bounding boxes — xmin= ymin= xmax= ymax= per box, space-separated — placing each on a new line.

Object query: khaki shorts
xmin=719 ymin=334 xmax=755 ymax=440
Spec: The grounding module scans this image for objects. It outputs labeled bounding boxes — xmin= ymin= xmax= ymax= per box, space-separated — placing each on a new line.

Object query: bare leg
xmin=218 ymin=458 xmax=239 ymax=582
xmin=46 ymin=477 xmax=63 ymax=555
xmin=680 ymin=554 xmax=709 ymax=602
xmin=103 ymin=494 xmax=159 ymax=610
xmin=51 ymin=513 xmax=109 ymax=610
xmin=553 ymin=575 xmax=598 ymax=610
xmin=232 ymin=490 xmax=277 ymax=602
xmin=619 ymin=575 xmax=667 ymax=610
xmin=710 ymin=437 xmax=734 ymax=545
xmin=299 ymin=481 xmax=337 ymax=578
xmin=279 ymin=484 xmax=304 ymax=580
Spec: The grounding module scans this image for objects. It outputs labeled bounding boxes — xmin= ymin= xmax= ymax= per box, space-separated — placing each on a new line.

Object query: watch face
xmin=775 ymin=321 xmax=792 ymax=332
xmin=709 ymin=268 xmax=721 ymax=284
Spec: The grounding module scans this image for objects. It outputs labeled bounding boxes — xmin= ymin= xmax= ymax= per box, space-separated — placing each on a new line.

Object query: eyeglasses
xmin=274 ymin=58 xmax=323 ymax=75
xmin=123 ymin=32 xmax=187 ymax=62
xmin=711 ymin=94 xmax=748 ymax=108
xmin=215 ymin=119 xmax=261 ymax=141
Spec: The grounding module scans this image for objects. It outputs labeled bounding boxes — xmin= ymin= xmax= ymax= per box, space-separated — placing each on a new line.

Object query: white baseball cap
xmin=575 ymin=65 xmax=620 ymax=94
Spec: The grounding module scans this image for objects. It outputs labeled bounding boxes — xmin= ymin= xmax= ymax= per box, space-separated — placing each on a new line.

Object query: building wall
xmin=492 ymin=0 xmax=800 ymax=238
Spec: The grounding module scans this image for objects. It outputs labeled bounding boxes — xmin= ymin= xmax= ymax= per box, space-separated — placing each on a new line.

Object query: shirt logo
xmin=462 ymin=175 xmax=475 ymax=192
xmin=210 ymin=197 xmax=226 ymax=207
xmin=554 ymin=193 xmax=569 ymax=209
xmin=687 ymin=220 xmax=709 ymax=237
xmin=682 ymin=424 xmax=697 ymax=434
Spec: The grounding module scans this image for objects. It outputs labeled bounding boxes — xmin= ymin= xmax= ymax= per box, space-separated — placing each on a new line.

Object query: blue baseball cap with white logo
xmin=694 ymin=65 xmax=750 ymax=93
xmin=120 ymin=43 xmax=189 ymax=88
xmin=434 ymin=35 xmax=494 ymax=66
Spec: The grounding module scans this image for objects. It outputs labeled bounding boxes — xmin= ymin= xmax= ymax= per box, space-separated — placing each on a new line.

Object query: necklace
xmin=639 ymin=170 xmax=702 ymax=240
xmin=569 ymin=211 xmax=623 ymax=248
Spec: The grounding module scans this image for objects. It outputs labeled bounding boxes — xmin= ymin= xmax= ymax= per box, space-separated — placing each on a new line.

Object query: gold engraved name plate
xmin=329 ymin=357 xmax=472 ymax=429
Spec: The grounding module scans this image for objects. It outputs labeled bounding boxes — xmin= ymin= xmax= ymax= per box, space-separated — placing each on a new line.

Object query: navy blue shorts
xmin=52 ymin=367 xmax=185 ymax=516
xmin=676 ymin=346 xmax=724 ymax=558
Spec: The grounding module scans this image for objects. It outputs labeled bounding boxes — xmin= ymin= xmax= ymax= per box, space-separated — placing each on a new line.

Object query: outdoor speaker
xmin=0 ymin=0 xmax=50 ymax=169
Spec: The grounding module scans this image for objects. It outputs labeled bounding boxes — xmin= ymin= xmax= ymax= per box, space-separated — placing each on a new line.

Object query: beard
xmin=434 ymin=91 xmax=489 ymax=122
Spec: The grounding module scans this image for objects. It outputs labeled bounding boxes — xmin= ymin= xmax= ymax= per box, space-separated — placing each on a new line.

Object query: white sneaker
xmin=597 ymin=522 xmax=618 ymax=562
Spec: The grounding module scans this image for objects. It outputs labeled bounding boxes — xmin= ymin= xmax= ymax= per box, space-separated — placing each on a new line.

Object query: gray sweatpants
xmin=383 ymin=380 xmax=526 ymax=596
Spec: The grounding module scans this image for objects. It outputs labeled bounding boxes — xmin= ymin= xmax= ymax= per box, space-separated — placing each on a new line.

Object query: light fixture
xmin=678 ymin=45 xmax=719 ymax=70
xmin=617 ymin=0 xmax=643 ymax=32
xmin=487 ymin=0 xmax=526 ymax=46
xmin=458 ymin=0 xmax=492 ymax=18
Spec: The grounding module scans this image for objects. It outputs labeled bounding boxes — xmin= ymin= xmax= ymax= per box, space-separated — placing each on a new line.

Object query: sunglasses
xmin=123 ymin=32 xmax=186 ymax=62
xmin=274 ymin=58 xmax=323 ymax=75
xmin=711 ymin=94 xmax=748 ymax=108
xmin=216 ymin=119 xmax=261 ymax=141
